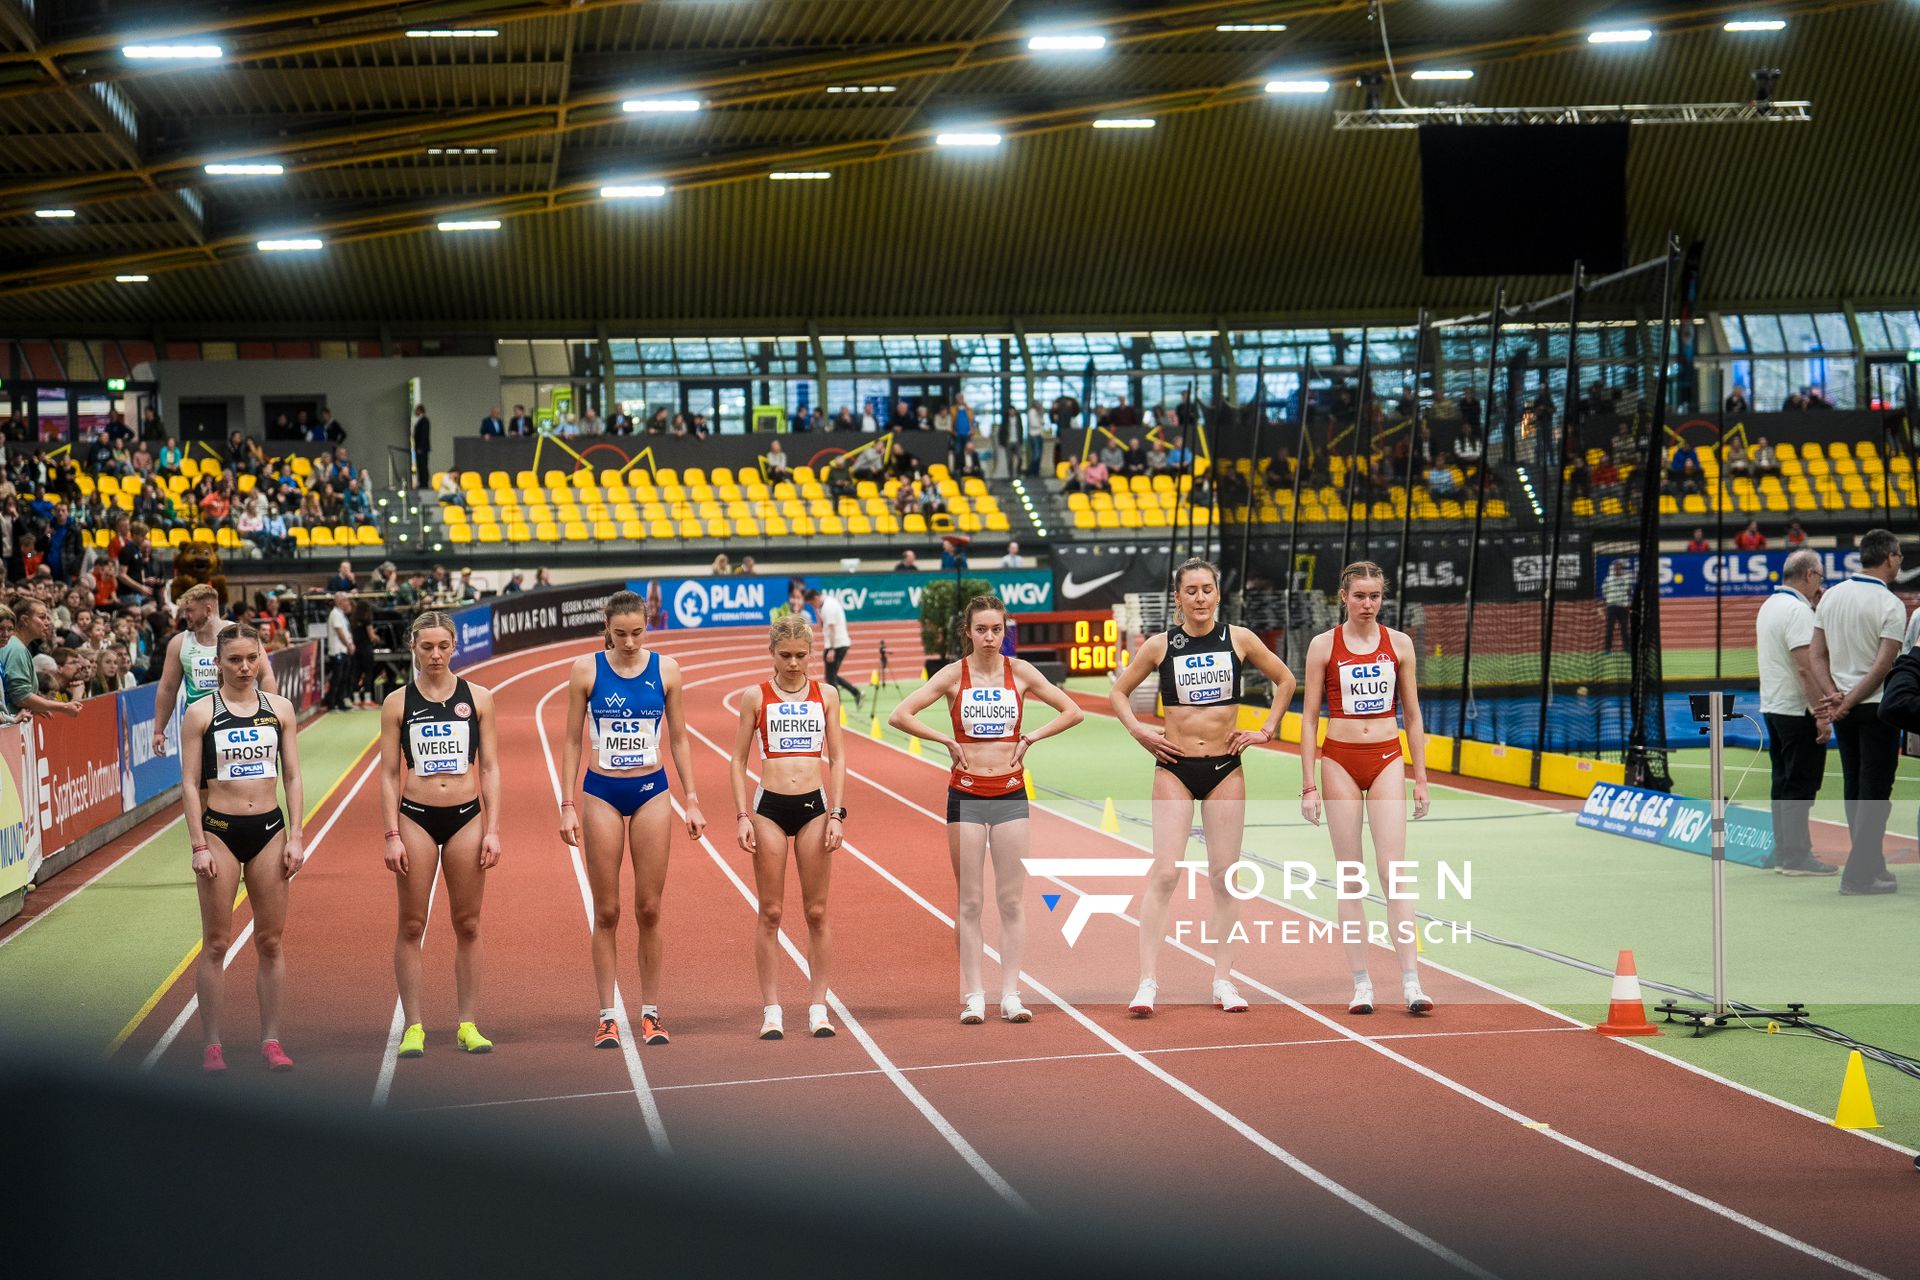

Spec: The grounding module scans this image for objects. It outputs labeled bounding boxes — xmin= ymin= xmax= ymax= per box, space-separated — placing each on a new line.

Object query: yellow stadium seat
xmin=287 ymin=526 xmax=308 ymax=548
xmin=535 ymin=521 xmax=560 ymax=541
xmin=792 ymin=466 xmax=814 ymax=485
xmin=1142 ymin=509 xmax=1167 ymax=529
xmin=735 ymin=518 xmax=762 ymax=537
xmin=649 ymin=520 xmax=674 ymax=540
xmin=448 ymin=525 xmax=473 ymax=544
xmin=620 ymin=520 xmax=645 ymax=540
xmin=290 ymin=456 xmax=313 ymax=477
xmin=309 ymin=527 xmax=333 ymax=547
xmin=96 ymin=475 xmax=120 ymax=497
xmin=847 ymin=515 xmax=873 ymax=536
xmin=816 ymin=515 xmax=841 ymax=536
xmin=443 ymin=506 xmax=468 ymax=524
xmin=507 ymin=523 xmax=531 ymax=543
xmin=216 ymin=527 xmax=241 ymax=549
xmin=963 ymin=477 xmax=987 ymax=497
xmin=654 ymin=467 xmax=679 ymax=486
xmin=1074 ymin=511 xmax=1096 ymax=530
xmin=593 ymin=520 xmax=617 ymax=540
xmin=486 ymin=470 xmax=512 ymax=491
xmin=682 ymin=468 xmax=707 ymax=488
xmin=461 ymin=471 xmax=483 ymax=490
xmin=562 ymin=521 xmax=588 ymax=541
xmin=984 ymin=512 xmax=1010 ymax=532
xmin=514 ymin=470 xmax=538 ymax=489
xmin=166 ymin=474 xmax=189 ymax=494
xmin=678 ymin=519 xmax=703 ymax=539
xmin=542 ymin=470 xmax=568 ymax=488
xmin=904 ymin=514 xmax=928 ymax=533
xmin=357 ymin=525 xmax=383 ymax=546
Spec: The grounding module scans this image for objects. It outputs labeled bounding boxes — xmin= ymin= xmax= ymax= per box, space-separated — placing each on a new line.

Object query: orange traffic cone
xmin=1594 ymin=949 xmax=1661 ymax=1036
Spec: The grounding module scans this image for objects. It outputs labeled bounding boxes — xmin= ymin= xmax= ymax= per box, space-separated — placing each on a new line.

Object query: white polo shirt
xmin=817 ymin=593 xmax=851 ymax=650
xmin=1813 ymin=575 xmax=1907 ymax=702
xmin=1755 ymin=586 xmax=1816 ymax=716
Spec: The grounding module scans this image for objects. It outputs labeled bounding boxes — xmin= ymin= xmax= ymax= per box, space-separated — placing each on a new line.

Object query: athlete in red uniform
xmin=730 ymin=614 xmax=847 ymax=1040
xmin=1299 ymin=561 xmax=1434 ymax=1016
xmin=890 ymin=594 xmax=1083 ymax=1024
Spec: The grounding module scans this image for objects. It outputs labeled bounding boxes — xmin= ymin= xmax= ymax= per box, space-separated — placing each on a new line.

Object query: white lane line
xmin=370 ymin=871 xmax=439 ymax=1111
xmin=141 ymin=754 xmax=382 ymax=1070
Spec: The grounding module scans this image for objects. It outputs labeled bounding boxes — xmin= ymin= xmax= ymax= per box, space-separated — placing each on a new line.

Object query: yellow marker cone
xmin=1833 ymin=1050 xmax=1881 ymax=1130
xmin=1100 ymin=797 xmax=1120 ymax=833
xmin=908 ymin=735 xmax=923 ymax=757
xmin=1416 ymin=929 xmax=1425 ymax=955
xmin=1024 ymin=769 xmax=1036 ymax=800
xmin=869 ymin=669 xmax=880 ymax=686
xmin=838 ymin=703 xmax=848 ymax=729
xmin=869 ymin=716 xmax=883 ymax=741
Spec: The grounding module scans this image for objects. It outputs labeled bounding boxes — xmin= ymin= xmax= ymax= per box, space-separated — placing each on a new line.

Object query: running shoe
xmin=960 ymin=993 xmax=986 ymax=1025
xmin=202 ymin=1044 xmax=227 ymax=1074
xmin=1404 ymin=978 xmax=1434 ymax=1015
xmin=808 ymin=1005 xmax=836 ymax=1038
xmin=456 ymin=1022 xmax=492 ymax=1054
xmin=1000 ymin=994 xmax=1033 ymax=1023
xmin=593 ymin=1017 xmax=621 ymax=1049
xmin=640 ymin=1012 xmax=670 ymax=1046
xmin=397 ymin=1023 xmax=426 ymax=1058
xmin=1348 ymin=980 xmax=1375 ymax=1016
xmin=261 ymin=1040 xmax=294 ymax=1072
xmin=760 ymin=1010 xmax=784 ymax=1041
xmin=1212 ymin=979 xmax=1249 ymax=1013
xmin=1128 ymin=978 xmax=1158 ymax=1017
xmin=1778 ymin=858 xmax=1838 ymax=877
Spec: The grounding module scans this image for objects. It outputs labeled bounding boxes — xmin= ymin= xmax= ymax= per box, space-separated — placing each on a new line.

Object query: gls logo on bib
xmin=1339 ymin=659 xmax=1395 ymax=716
xmin=1172 ymin=652 xmax=1229 ymax=703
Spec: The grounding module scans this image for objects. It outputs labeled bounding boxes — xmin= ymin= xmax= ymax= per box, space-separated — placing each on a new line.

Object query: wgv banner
xmin=1576 ymin=782 xmax=1774 ymax=868
xmin=644 ymin=570 xmax=1055 ymax=629
xmin=1594 ymin=549 xmax=1863 ymax=599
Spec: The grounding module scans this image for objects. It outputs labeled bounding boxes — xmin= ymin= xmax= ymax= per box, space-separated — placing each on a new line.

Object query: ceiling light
xmin=115 ymin=274 xmax=149 ymax=283
xmin=622 ymin=99 xmax=701 ymax=114
xmin=1028 ymin=34 xmax=1106 ymax=52
xmin=437 ymin=219 xmax=501 ymax=231
xmin=405 ymin=29 xmax=499 ymax=38
xmin=257 ymin=238 xmax=322 ymax=252
xmin=1411 ymin=69 xmax=1474 ymax=81
xmin=425 ymin=147 xmax=498 ymax=156
xmin=825 ymin=85 xmax=896 ymax=93
xmin=34 ymin=208 xmax=76 ymax=218
xmin=1265 ymin=79 xmax=1330 ymax=94
xmin=1216 ymin=24 xmax=1287 ymax=32
xmin=768 ymin=171 xmax=831 ymax=180
xmin=600 ymin=184 xmax=668 ymax=199
xmin=1092 ymin=117 xmax=1156 ymax=129
xmin=1589 ymin=29 xmax=1654 ymax=43
xmin=936 ymin=132 xmax=1002 ymax=147
xmin=122 ymin=44 xmax=222 ymax=60
xmin=1724 ymin=20 xmax=1787 ymax=32
xmin=203 ymin=162 xmax=284 ymax=175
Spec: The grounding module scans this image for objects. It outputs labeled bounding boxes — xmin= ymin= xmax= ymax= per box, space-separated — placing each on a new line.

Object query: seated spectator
xmin=850 ymin=449 xmax=881 ymax=483
xmin=343 ymin=478 xmax=372 ymax=526
xmin=1219 ymin=466 xmax=1250 ymax=508
xmin=893 ymin=481 xmax=919 ymax=517
xmin=918 ymin=484 xmax=947 ymax=518
xmin=130 ymin=441 xmax=155 ymax=476
xmin=827 ymin=465 xmax=857 ymax=503
xmin=1667 ymin=441 xmax=1702 ymax=495
xmin=1733 ymin=520 xmax=1767 ymax=550
xmin=1724 ymin=438 xmax=1753 ymax=478
xmin=736 ymin=556 xmax=757 ymax=576
xmin=1686 ymin=528 xmax=1711 ymax=553
xmin=1805 ymin=386 xmax=1833 ymax=410
xmin=326 ymin=446 xmax=354 ymax=493
xmin=1784 ymin=520 xmax=1808 ymax=547
xmin=764 ymin=440 xmax=793 ymax=485
xmin=237 ymin=498 xmax=267 ymax=550
xmin=1752 ymin=436 xmax=1780 ymax=477
xmin=295 ymin=491 xmax=324 ymax=529
xmin=1265 ymin=446 xmax=1296 ymax=489
xmin=886 ymin=440 xmax=922 ymax=480
xmin=436 ymin=471 xmax=466 ymax=507
xmin=1060 ymin=459 xmax=1086 ymax=494
xmin=1165 ymin=435 xmax=1193 ymax=470
xmin=1147 ymin=439 xmax=1170 ymax=475
xmin=1082 ymin=457 xmax=1111 ymax=490
xmin=1099 ymin=439 xmax=1126 ymax=474
xmin=326 ymin=559 xmax=357 ymax=594
xmin=1122 ymin=437 xmax=1149 ymax=476
xmin=1724 ymin=385 xmax=1751 ymax=415
xmin=958 ymin=440 xmax=986 ymax=480
xmin=1368 ymin=451 xmax=1394 ymax=501
xmin=198 ymin=483 xmax=232 ymax=526
xmin=1567 ymin=453 xmax=1591 ymax=501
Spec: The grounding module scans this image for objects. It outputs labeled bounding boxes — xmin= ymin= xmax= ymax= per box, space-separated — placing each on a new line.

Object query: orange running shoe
xmin=593 ymin=1017 xmax=621 ymax=1049
xmin=640 ymin=1012 xmax=670 ymax=1046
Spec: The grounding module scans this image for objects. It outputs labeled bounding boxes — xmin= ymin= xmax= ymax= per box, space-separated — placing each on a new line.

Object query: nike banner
xmin=1050 ymin=548 xmax=1171 ymax=609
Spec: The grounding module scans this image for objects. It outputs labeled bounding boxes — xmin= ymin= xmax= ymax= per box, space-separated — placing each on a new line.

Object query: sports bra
xmin=1158 ymin=622 xmax=1241 ymax=707
xmin=757 ymin=680 xmax=827 ymax=759
xmin=588 ymin=650 xmax=665 ymax=773
xmin=401 ymin=677 xmax=477 ymax=776
xmin=201 ymin=690 xmax=282 ymax=783
xmin=949 ymin=658 xmax=1022 ymax=743
xmin=1325 ymin=625 xmax=1399 ymax=719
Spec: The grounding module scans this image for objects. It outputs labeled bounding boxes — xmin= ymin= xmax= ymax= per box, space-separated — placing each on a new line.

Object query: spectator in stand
xmin=1265 ymin=446 xmax=1296 ymax=490
xmin=1686 ymin=528 xmax=1712 ymax=553
xmin=1782 ymin=390 xmax=1807 ymax=411
xmin=955 ymin=439 xmax=985 ymax=480
xmin=1785 ymin=520 xmax=1809 ymax=547
xmin=1 ymin=596 xmax=83 ymax=719
xmin=237 ymin=496 xmax=267 ymax=551
xmin=1667 ymin=440 xmax=1702 ymax=495
xmin=1725 ymin=385 xmax=1751 ymax=415
xmin=411 ymin=404 xmax=432 ymax=490
xmin=710 ymin=554 xmax=732 ymax=577
xmin=1457 ymin=385 xmax=1483 ymax=431
xmin=43 ymin=503 xmax=82 ymax=582
xmin=198 ymin=481 xmax=232 ymax=528
xmin=130 ymin=440 xmax=155 ymax=476
xmin=533 ymin=567 xmax=553 ymax=589
xmin=1082 ymin=455 xmax=1111 ymax=491
xmin=343 ymin=478 xmax=372 ymax=526
xmin=159 ymin=438 xmax=185 ymax=475
xmin=1143 ymin=438 xmax=1170 ymax=477
xmin=893 ymin=480 xmax=918 ymax=518
xmin=501 ymin=570 xmax=526 ymax=595
xmin=479 ymin=406 xmax=505 ymax=438
xmin=950 ymin=391 xmax=973 ymax=470
xmin=140 ymin=405 xmax=165 ymax=441
xmin=1166 ymin=434 xmax=1193 ymax=471
xmin=1108 ymin=397 xmax=1139 ymax=430
xmin=1757 ymin=549 xmax=1838 ymax=877
xmin=1734 ymin=520 xmax=1768 ymax=551
xmin=736 ymin=556 xmax=757 ymax=576
xmin=827 ymin=464 xmax=857 ymax=504
xmin=833 ymin=406 xmax=856 ymax=432
xmin=918 ymin=484 xmax=947 ymax=519
xmin=894 ymin=549 xmax=919 ymax=572
xmin=1812 ymin=529 xmax=1905 ymax=895
xmin=326 ymin=560 xmax=357 ymax=594
xmin=1725 ymin=437 xmax=1753 ymax=479
xmin=913 ymin=404 xmax=934 ymax=432
xmin=1000 ymin=540 xmax=1023 ymax=568
xmin=764 ymin=439 xmax=793 ymax=485
xmin=13 ymin=534 xmax=41 ymax=583
xmin=1806 ymin=386 xmax=1834 ymax=411
xmin=1753 ymin=437 xmax=1781 ymax=477
xmin=1122 ymin=437 xmax=1149 ymax=477
xmin=605 ymin=403 xmax=631 ymax=434
xmin=319 ymin=407 xmax=346 ymax=443
xmin=1098 ymin=437 xmax=1126 ymax=475
xmin=116 ymin=522 xmax=161 ymax=602
xmin=435 ymin=471 xmax=466 ymax=507
xmin=508 ymin=404 xmax=534 ymax=437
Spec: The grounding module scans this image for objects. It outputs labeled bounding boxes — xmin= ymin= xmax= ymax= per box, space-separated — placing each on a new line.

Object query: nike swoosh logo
xmin=1060 ymin=570 xmax=1125 ymax=600
xmin=1214 ymin=761 xmax=1231 ymax=771
xmin=1896 ymin=566 xmax=1920 ymax=587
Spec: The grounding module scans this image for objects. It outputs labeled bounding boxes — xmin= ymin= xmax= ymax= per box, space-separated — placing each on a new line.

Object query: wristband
xmin=1301 ymin=786 xmax=1318 ymax=796
xmin=383 ymin=829 xmax=400 ymax=839
xmin=737 ymin=811 xmax=751 ymax=820
xmin=829 ymin=807 xmax=847 ymax=820
xmin=191 ymin=842 xmax=209 ymax=853
xmin=559 ymin=800 xmax=574 ymax=809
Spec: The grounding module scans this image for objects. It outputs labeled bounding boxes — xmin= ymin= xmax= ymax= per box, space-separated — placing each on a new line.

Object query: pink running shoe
xmin=203 ymin=1044 xmax=227 ymax=1073
xmin=261 ymin=1040 xmax=294 ymax=1072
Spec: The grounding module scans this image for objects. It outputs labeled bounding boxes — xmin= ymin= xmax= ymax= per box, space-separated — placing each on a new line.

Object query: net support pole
xmin=1454 ymin=286 xmax=1504 ymax=765
xmin=1236 ymin=362 xmax=1266 ymax=626
xmin=1709 ymin=689 xmax=1728 ymax=1018
xmin=1393 ymin=311 xmax=1428 ymax=625
xmin=1714 ymin=396 xmax=1726 ymax=680
xmin=1531 ymin=264 xmax=1583 ymax=789
xmin=1625 ymin=237 xmax=1684 ymax=788
xmin=1340 ymin=331 xmax=1371 ymax=570
xmin=1209 ymin=383 xmax=1225 ymax=570
xmin=1283 ymin=358 xmax=1313 ymax=668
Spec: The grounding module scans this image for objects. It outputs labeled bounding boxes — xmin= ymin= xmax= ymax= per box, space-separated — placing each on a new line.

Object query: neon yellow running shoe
xmin=456 ymin=1021 xmax=493 ymax=1054
xmin=398 ymin=1024 xmax=426 ymax=1058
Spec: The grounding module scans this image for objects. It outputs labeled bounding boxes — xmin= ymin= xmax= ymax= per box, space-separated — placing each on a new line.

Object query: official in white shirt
xmin=1755 ymin=550 xmax=1838 ymax=875
xmin=1811 ymin=528 xmax=1906 ymax=894
xmin=1000 ymin=540 xmax=1023 ymax=569
xmin=803 ymin=588 xmax=861 ymax=707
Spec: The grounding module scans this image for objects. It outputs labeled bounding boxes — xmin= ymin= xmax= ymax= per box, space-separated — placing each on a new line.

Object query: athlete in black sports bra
xmin=378 ymin=611 xmax=502 ymax=1059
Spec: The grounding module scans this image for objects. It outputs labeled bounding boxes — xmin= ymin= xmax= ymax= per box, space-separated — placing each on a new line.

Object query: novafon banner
xmin=486 ymin=582 xmax=624 ymax=660
xmin=117 ymin=681 xmax=183 ymax=811
xmin=1575 ymin=781 xmax=1774 ymax=868
xmin=1593 ymin=549 xmax=1863 ymax=599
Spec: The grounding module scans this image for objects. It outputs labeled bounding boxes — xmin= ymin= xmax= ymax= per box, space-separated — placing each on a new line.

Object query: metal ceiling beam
xmin=1333 ymin=101 xmax=1816 ymax=129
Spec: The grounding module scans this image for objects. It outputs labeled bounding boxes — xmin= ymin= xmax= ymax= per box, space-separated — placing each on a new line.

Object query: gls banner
xmin=1575 ymin=781 xmax=1774 ymax=867
xmin=1593 ymin=550 xmax=1863 ymax=599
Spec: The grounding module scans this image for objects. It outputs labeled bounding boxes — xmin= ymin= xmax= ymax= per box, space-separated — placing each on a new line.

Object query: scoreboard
xmin=1013 ymin=610 xmax=1119 ymax=674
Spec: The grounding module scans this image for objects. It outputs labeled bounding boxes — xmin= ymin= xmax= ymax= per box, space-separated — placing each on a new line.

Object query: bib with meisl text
xmin=958 ymin=686 xmax=1019 ymax=738
xmin=408 ymin=721 xmax=472 ymax=776
xmin=594 ymin=715 xmax=660 ymax=771
xmin=1171 ymin=651 xmax=1232 ymax=704
xmin=1338 ymin=657 xmax=1397 ymax=717
xmin=765 ymin=700 xmax=826 ymax=755
xmin=213 ymin=725 xmax=280 ymax=781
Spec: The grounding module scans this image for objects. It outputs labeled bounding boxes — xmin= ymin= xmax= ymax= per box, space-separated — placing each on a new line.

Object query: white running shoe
xmin=1000 ymin=994 xmax=1032 ymax=1023
xmin=759 ymin=1009 xmax=784 ymax=1041
xmin=808 ymin=1004 xmax=835 ymax=1038
xmin=1404 ymin=977 xmax=1434 ymax=1014
xmin=1128 ymin=978 xmax=1158 ymax=1017
xmin=960 ymin=993 xmax=987 ymax=1025
xmin=1349 ymin=980 xmax=1376 ymax=1015
xmin=1212 ymin=979 xmax=1249 ymax=1013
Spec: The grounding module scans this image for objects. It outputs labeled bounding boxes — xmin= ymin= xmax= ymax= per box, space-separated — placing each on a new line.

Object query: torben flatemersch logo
xmin=1021 ymin=858 xmax=1474 ymax=948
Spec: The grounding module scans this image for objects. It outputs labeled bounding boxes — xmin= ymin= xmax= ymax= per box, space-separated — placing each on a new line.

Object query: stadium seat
xmin=542 ymin=470 xmax=568 ymax=489
xmin=534 ymin=521 xmax=559 ymax=541
xmin=448 ymin=525 xmax=473 ymax=544
xmin=563 ymin=521 xmax=589 ymax=541
xmin=1074 ymin=511 xmax=1096 ymax=530
xmin=443 ymin=506 xmax=468 ymax=524
xmin=677 ymin=519 xmax=702 ymax=539
xmin=848 ymin=515 xmax=874 ymax=536
xmin=216 ymin=528 xmax=241 ymax=549
xmin=683 ymin=468 xmax=707 ymax=488
xmin=309 ymin=527 xmax=333 ymax=547
xmin=648 ymin=520 xmax=673 ymax=539
xmin=984 ymin=512 xmax=1010 ymax=532
xmin=816 ymin=515 xmax=842 ymax=536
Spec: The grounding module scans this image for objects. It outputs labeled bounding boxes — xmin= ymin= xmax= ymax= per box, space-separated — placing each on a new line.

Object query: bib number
xmin=188 ymin=652 xmax=218 ymax=693
xmin=1339 ymin=659 xmax=1396 ymax=716
xmin=766 ymin=701 xmax=825 ymax=754
xmin=959 ymin=688 xmax=1017 ymax=738
xmin=214 ymin=725 xmax=279 ymax=781
xmin=409 ymin=721 xmax=472 ymax=775
xmin=596 ymin=716 xmax=659 ymax=771
xmin=1172 ymin=652 xmax=1231 ymax=704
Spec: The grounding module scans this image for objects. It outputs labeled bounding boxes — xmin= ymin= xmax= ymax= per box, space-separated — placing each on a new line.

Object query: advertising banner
xmin=269 ymin=641 xmax=323 ymax=713
xmin=452 ymin=605 xmax=493 ymax=667
xmin=34 ymin=695 xmax=123 ymax=856
xmin=1575 ymin=781 xmax=1774 ymax=868
xmin=487 ymin=581 xmax=624 ymax=660
xmin=1593 ymin=549 xmax=1864 ymax=599
xmin=645 ymin=576 xmax=784 ymax=630
xmin=0 ymin=723 xmax=34 ymax=897
xmin=116 ymin=681 xmax=183 ymax=811
xmin=645 ymin=570 xmax=1057 ymax=629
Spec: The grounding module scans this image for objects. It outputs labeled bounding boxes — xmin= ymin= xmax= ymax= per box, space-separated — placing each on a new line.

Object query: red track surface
xmin=116 ymin=624 xmax=1919 ymax=1278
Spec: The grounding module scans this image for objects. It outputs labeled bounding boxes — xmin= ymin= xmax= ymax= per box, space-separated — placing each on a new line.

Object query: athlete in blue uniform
xmin=559 ymin=590 xmax=705 ymax=1049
